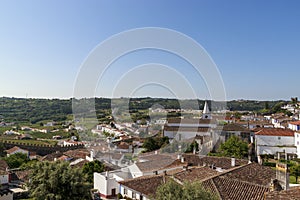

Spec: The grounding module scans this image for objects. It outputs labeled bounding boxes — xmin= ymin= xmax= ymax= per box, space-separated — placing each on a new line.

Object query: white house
xmin=119 ymin=175 xmax=164 ymax=200
xmin=6 ymin=146 xmax=28 ymax=157
xmin=94 ymin=168 xmax=132 ymax=199
xmin=294 ymin=132 xmax=300 ymax=158
xmin=288 ymin=121 xmax=300 ymax=131
xmin=6 ymin=146 xmax=36 ymax=160
xmin=255 ymin=128 xmax=297 ymax=162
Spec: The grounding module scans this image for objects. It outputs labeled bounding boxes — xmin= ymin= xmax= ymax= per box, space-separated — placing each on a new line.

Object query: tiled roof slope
xmin=222 ymin=123 xmax=250 ymax=132
xmin=221 ymin=162 xmax=275 ymax=186
xmin=183 ymin=154 xmax=249 ymax=169
xmin=176 ymin=162 xmax=275 ymax=200
xmin=255 ymin=128 xmax=294 ymax=136
xmin=289 ymin=121 xmax=300 ymax=125
xmin=174 ymin=167 xmax=219 ymax=182
xmin=202 ymin=176 xmax=270 ymax=200
xmin=136 ymin=157 xmax=175 ymax=172
xmin=265 ymin=187 xmax=300 ymax=200
xmin=119 ymin=175 xmax=165 ymax=197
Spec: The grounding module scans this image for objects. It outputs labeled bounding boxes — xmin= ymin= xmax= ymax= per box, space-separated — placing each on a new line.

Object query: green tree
xmin=82 ymin=160 xmax=105 ymax=183
xmin=155 ymin=179 xmax=183 ymax=200
xmin=218 ymin=135 xmax=248 ymax=159
xmin=0 ymin=142 xmax=6 ymax=157
xmin=156 ymin=179 xmax=217 ymax=200
xmin=4 ymin=153 xmax=29 ymax=168
xmin=28 ymin=161 xmax=91 ymax=200
xmin=142 ymin=137 xmax=169 ymax=152
xmin=142 ymin=137 xmax=158 ymax=152
xmin=290 ymin=164 xmax=300 ymax=183
xmin=185 ymin=140 xmax=199 ymax=153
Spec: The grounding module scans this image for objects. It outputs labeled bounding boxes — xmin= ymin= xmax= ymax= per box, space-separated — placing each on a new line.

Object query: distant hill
xmin=0 ymin=97 xmax=287 ymax=124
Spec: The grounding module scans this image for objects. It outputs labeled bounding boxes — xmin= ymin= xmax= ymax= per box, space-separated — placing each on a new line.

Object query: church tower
xmin=202 ymin=101 xmax=212 ymax=119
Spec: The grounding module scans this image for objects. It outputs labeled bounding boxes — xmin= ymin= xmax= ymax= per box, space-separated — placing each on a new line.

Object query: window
xmin=278 ymin=137 xmax=281 ymax=140
xmin=124 ymin=188 xmax=127 ymax=195
xmin=132 ymin=192 xmax=136 ymax=199
xmin=297 ymin=141 xmax=299 ymax=145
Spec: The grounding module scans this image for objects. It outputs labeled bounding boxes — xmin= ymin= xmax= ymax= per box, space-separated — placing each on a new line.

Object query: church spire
xmin=202 ymin=101 xmax=212 ymax=119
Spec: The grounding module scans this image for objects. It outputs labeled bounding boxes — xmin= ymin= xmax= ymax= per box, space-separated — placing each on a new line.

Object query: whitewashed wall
xmin=295 ymin=132 xmax=300 ymax=157
xmin=255 ymin=135 xmax=296 ymax=155
xmin=0 ymin=174 xmax=8 ymax=184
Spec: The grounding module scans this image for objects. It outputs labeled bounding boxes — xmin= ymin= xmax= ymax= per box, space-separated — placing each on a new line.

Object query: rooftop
xmin=255 ymin=128 xmax=294 ymax=137
xmin=119 ymin=175 xmax=165 ymax=197
xmin=222 ymin=123 xmax=250 ymax=132
xmin=6 ymin=146 xmax=26 ymax=154
xmin=289 ymin=121 xmax=300 ymax=125
xmin=183 ymin=154 xmax=249 ymax=170
xmin=265 ymin=186 xmax=300 ymax=200
xmin=174 ymin=166 xmax=219 ymax=182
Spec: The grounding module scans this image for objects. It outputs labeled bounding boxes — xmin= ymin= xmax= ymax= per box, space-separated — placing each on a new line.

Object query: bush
xmin=263 ymin=162 xmax=276 ymax=167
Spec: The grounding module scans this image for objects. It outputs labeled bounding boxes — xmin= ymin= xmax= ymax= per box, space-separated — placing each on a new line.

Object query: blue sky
xmin=0 ymin=0 xmax=299 ymax=100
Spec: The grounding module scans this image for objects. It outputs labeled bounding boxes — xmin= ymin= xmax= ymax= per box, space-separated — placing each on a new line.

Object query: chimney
xmin=231 ymin=157 xmax=236 ymax=167
xmin=181 ymin=156 xmax=185 ymax=163
xmin=155 ymin=150 xmax=158 ymax=155
xmin=177 ymin=154 xmax=181 ymax=160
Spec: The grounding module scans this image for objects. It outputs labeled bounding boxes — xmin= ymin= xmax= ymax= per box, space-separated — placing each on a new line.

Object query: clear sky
xmin=0 ymin=0 xmax=299 ymax=100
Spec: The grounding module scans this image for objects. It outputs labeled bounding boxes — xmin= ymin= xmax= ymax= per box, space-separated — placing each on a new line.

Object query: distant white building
xmin=288 ymin=121 xmax=300 ymax=131
xmin=94 ymin=169 xmax=132 ymax=199
xmin=294 ymin=132 xmax=300 ymax=158
xmin=255 ymin=128 xmax=297 ymax=162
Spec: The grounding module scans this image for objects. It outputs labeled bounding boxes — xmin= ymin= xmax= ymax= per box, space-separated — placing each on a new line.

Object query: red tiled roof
xmin=255 ymin=128 xmax=294 ymax=137
xmin=136 ymin=157 xmax=175 ymax=172
xmin=289 ymin=121 xmax=300 ymax=125
xmin=174 ymin=166 xmax=219 ymax=182
xmin=117 ymin=142 xmax=130 ymax=150
xmin=119 ymin=175 xmax=166 ymax=197
xmin=63 ymin=149 xmax=89 ymax=159
xmin=222 ymin=123 xmax=250 ymax=132
xmin=6 ymin=146 xmax=26 ymax=154
xmin=177 ymin=162 xmax=275 ymax=200
xmin=265 ymin=186 xmax=300 ymax=200
xmin=203 ymin=176 xmax=270 ymax=200
xmin=183 ymin=154 xmax=248 ymax=170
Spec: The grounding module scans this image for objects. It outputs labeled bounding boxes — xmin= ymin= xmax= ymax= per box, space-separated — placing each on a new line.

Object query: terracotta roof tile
xmin=265 ymin=187 xmax=300 ymax=200
xmin=222 ymin=123 xmax=250 ymax=132
xmin=136 ymin=158 xmax=175 ymax=172
xmin=174 ymin=166 xmax=219 ymax=182
xmin=255 ymin=128 xmax=294 ymax=137
xmin=6 ymin=146 xmax=25 ymax=154
xmin=183 ymin=154 xmax=248 ymax=170
xmin=119 ymin=175 xmax=166 ymax=197
xmin=289 ymin=121 xmax=300 ymax=125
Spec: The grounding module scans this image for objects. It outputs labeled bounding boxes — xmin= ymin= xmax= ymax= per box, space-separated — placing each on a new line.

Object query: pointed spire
xmin=203 ymin=101 xmax=210 ymax=114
